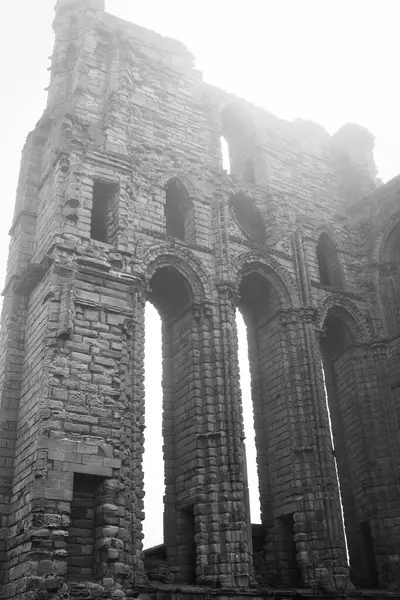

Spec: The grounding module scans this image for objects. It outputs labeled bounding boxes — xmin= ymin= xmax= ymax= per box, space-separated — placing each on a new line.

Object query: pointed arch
xmin=232 ymin=251 xmax=298 ymax=310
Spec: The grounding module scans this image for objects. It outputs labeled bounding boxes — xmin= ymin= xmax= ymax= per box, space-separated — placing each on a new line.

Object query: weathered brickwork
xmin=0 ymin=0 xmax=399 ymax=599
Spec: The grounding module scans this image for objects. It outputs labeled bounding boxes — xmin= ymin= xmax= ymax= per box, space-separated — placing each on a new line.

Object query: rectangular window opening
xmin=90 ymin=180 xmax=119 ymax=243
xmin=178 ymin=506 xmax=197 ymax=585
xmin=360 ymin=521 xmax=379 ymax=588
xmin=67 ymin=473 xmax=103 ymax=582
xmin=278 ymin=514 xmax=302 ymax=587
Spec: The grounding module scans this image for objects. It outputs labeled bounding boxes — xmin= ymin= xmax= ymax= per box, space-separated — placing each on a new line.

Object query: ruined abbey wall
xmin=0 ymin=1 xmax=399 ymax=599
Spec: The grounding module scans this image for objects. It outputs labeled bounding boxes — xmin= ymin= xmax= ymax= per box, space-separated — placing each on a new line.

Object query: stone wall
xmin=0 ymin=0 xmax=399 ymax=599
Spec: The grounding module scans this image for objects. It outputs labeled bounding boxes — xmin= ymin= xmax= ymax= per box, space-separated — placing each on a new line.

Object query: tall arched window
xmin=230 ymin=193 xmax=265 ymax=245
xmin=164 ymin=179 xmax=195 ymax=243
xmin=237 ymin=267 xmax=301 ymax=587
xmin=145 ymin=266 xmax=198 ymax=584
xmin=321 ymin=308 xmax=378 ymax=588
xmin=316 ymin=233 xmax=343 ymax=287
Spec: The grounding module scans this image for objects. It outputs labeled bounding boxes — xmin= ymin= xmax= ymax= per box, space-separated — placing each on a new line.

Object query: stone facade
xmin=0 ymin=0 xmax=400 ymax=599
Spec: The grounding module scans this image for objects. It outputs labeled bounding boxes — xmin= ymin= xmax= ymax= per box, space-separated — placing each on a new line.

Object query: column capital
xmin=216 ymin=281 xmax=239 ymax=306
xmin=299 ymin=306 xmax=318 ymax=324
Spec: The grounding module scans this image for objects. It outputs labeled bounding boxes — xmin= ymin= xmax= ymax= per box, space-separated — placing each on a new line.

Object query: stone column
xmin=210 ymin=283 xmax=254 ymax=588
xmin=287 ymin=229 xmax=350 ymax=591
xmin=298 ymin=308 xmax=349 ymax=591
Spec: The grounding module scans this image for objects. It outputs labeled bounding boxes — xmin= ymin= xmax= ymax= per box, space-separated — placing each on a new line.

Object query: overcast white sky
xmin=0 ymin=0 xmax=399 ymax=548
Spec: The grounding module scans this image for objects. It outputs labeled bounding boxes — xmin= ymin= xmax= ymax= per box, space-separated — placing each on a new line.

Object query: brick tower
xmin=1 ymin=1 xmax=400 ymax=599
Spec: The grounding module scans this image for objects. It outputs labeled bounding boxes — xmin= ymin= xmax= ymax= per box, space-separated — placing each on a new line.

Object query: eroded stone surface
xmin=0 ymin=1 xmax=400 ymax=599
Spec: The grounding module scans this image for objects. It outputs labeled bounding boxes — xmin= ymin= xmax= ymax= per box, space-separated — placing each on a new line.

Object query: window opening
xmin=220 ymin=136 xmax=231 ymax=173
xmin=165 ymin=179 xmax=193 ymax=242
xmin=90 ymin=181 xmax=118 ymax=243
xmin=230 ymin=193 xmax=265 ymax=244
xmin=320 ymin=312 xmax=379 ymax=586
xmin=360 ymin=521 xmax=379 ymax=588
xmin=277 ymin=514 xmax=302 ymax=586
xmin=146 ymin=267 xmax=197 ymax=583
xmin=221 ymin=105 xmax=256 ymax=182
xmin=237 ymin=309 xmax=261 ymax=525
xmin=316 ymin=233 xmax=342 ymax=287
xmin=178 ymin=507 xmax=197 ymax=584
xmin=67 ymin=474 xmax=102 ymax=581
xmin=143 ymin=302 xmax=164 ymax=550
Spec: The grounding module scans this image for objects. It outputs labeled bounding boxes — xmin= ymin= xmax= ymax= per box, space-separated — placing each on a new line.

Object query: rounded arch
xmin=315 ymin=231 xmax=344 ymax=288
xmin=157 ymin=172 xmax=198 ymax=199
xmin=317 ymin=297 xmax=370 ymax=341
xmin=232 ymin=251 xmax=298 ymax=310
xmin=312 ymin=224 xmax=345 ymax=253
xmin=140 ymin=246 xmax=212 ymax=305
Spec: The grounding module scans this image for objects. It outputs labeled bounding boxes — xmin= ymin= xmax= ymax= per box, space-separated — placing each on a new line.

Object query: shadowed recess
xmin=148 ymin=266 xmax=193 ymax=319
xmin=230 ymin=193 xmax=265 ymax=244
xmin=239 ymin=270 xmax=279 ymax=324
xmin=165 ymin=179 xmax=193 ymax=241
xmin=316 ymin=233 xmax=343 ymax=287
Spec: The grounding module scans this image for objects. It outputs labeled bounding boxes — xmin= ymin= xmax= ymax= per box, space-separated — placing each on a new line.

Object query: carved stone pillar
xmin=212 ymin=283 xmax=254 ymax=588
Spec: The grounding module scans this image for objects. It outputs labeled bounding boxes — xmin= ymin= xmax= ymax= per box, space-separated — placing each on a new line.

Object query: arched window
xmin=321 ymin=309 xmax=378 ymax=588
xmin=221 ymin=105 xmax=258 ymax=184
xmin=316 ymin=233 xmax=343 ymax=287
xmin=144 ymin=266 xmax=198 ymax=584
xmin=237 ymin=268 xmax=302 ymax=587
xmin=164 ymin=179 xmax=195 ymax=243
xmin=230 ymin=193 xmax=265 ymax=244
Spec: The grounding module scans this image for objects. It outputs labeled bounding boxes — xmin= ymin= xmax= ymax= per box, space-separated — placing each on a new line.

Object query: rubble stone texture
xmin=0 ymin=0 xmax=400 ymax=599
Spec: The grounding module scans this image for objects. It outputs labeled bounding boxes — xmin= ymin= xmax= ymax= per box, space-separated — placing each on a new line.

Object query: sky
xmin=0 ymin=0 xmax=399 ymax=548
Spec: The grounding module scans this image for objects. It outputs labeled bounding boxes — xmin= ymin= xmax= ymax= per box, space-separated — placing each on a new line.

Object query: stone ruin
xmin=0 ymin=0 xmax=400 ymax=599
